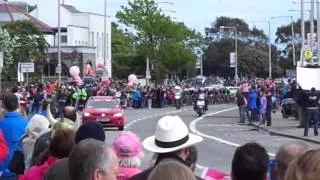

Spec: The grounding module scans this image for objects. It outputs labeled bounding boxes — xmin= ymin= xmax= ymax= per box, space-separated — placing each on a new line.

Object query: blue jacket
xmin=0 ymin=112 xmax=28 ymax=177
xmin=248 ymin=90 xmax=258 ymax=110
xmin=132 ymin=90 xmax=141 ymax=102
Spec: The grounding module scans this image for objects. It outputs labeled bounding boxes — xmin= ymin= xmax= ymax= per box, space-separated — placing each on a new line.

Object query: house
xmin=29 ymin=0 xmax=112 ymax=79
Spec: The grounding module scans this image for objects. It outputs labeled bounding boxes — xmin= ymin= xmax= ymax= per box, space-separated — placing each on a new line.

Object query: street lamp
xmin=57 ymin=0 xmax=61 ymax=86
xmin=220 ymin=26 xmax=238 ymax=85
xmin=252 ymin=20 xmax=272 ymax=79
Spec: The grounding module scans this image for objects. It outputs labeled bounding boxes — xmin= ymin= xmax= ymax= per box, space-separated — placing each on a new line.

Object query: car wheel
xmin=119 ymin=126 xmax=124 ymax=131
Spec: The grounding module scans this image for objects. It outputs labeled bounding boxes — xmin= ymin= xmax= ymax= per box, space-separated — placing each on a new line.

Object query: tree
xmin=116 ymin=0 xmax=202 ymax=82
xmin=204 ymin=16 xmax=283 ymax=78
xmin=2 ymin=20 xmax=48 ymax=80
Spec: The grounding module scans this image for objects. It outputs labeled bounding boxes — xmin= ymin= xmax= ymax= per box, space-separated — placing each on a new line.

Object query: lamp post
xmin=220 ymin=26 xmax=238 ymax=85
xmin=252 ymin=20 xmax=272 ymax=78
xmin=57 ymin=0 xmax=61 ymax=86
xmin=270 ymin=16 xmax=296 ymax=66
xmin=103 ymin=0 xmax=108 ymax=77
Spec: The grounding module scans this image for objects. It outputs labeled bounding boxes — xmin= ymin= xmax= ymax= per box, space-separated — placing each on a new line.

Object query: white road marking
xmin=125 ymin=108 xmax=192 ymax=129
xmin=189 ymin=107 xmax=275 ymax=157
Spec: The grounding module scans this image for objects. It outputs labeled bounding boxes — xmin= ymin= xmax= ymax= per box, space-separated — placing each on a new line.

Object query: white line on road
xmin=125 ymin=108 xmax=192 ymax=129
xmin=189 ymin=107 xmax=276 ymax=157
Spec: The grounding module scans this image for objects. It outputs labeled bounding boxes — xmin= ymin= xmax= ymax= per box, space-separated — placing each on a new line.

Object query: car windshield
xmin=86 ymin=100 xmax=119 ymax=109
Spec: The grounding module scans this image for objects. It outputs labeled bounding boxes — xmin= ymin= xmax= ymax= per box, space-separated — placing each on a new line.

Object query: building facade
xmin=30 ymin=0 xmax=112 ymax=78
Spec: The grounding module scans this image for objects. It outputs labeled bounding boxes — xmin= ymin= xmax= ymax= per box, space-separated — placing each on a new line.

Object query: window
xmin=61 ymin=35 xmax=67 ymax=43
xmin=75 ymin=40 xmax=78 ymax=46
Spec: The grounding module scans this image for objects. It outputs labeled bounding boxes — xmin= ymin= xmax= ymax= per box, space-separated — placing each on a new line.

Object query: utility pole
xmin=268 ymin=20 xmax=272 ymax=79
xmin=317 ymin=0 xmax=320 ymax=65
xmin=104 ymin=0 xmax=107 ymax=77
xmin=302 ymin=0 xmax=306 ymax=67
xmin=311 ymin=0 xmax=315 ymax=65
xmin=57 ymin=0 xmax=61 ymax=86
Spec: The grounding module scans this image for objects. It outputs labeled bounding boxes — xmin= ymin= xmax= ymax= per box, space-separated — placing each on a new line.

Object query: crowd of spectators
xmin=0 ymin=93 xmax=319 ymax=180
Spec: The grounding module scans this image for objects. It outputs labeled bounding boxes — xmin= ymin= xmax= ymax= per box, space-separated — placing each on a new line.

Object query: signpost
xmin=230 ymin=52 xmax=236 ymax=68
xmin=21 ymin=62 xmax=34 ymax=85
xmin=0 ymin=51 xmax=3 ymax=93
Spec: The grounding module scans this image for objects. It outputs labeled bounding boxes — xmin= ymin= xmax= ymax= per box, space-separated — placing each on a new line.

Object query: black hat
xmin=75 ymin=121 xmax=105 ymax=144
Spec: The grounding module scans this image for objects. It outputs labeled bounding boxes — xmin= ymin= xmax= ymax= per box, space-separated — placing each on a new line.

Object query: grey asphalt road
xmin=104 ymin=104 xmax=320 ymax=174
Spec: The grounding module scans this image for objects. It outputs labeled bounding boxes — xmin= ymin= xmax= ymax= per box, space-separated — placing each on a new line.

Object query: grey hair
xmin=275 ymin=142 xmax=309 ymax=180
xmin=69 ymin=139 xmax=112 ymax=180
xmin=119 ymin=156 xmax=141 ymax=168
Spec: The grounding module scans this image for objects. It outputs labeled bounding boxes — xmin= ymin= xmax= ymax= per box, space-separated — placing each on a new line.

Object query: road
xmin=104 ymin=104 xmax=319 ymax=175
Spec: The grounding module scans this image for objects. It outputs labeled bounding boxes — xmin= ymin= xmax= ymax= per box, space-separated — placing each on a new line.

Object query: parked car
xmin=82 ymin=96 xmax=125 ymax=130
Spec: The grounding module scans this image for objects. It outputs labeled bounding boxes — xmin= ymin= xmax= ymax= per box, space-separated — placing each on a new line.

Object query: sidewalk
xmin=253 ymin=112 xmax=320 ymax=144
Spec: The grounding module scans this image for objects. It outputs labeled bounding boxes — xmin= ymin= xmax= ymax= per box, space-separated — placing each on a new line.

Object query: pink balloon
xmin=69 ymin=66 xmax=80 ymax=77
xmin=128 ymin=74 xmax=137 ymax=83
xmin=73 ymin=75 xmax=83 ymax=86
xmin=127 ymin=81 xmax=134 ymax=87
xmin=86 ymin=64 xmax=93 ymax=76
xmin=102 ymin=79 xmax=110 ymax=88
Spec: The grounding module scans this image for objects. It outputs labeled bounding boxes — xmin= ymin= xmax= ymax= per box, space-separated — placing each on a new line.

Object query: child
xmin=259 ymin=91 xmax=267 ymax=125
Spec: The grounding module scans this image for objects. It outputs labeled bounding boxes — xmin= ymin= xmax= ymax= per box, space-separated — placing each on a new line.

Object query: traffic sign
xmin=56 ymin=66 xmax=62 ymax=74
xmin=304 ymin=50 xmax=313 ymax=60
xmin=21 ymin=62 xmax=34 ymax=73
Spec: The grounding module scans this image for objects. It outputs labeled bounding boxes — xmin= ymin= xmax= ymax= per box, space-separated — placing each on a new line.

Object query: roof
xmin=0 ymin=3 xmax=54 ymax=34
xmin=61 ymin=4 xmax=81 ymax=13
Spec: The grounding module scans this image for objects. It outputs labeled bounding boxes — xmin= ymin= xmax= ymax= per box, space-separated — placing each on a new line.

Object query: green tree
xmin=204 ymin=16 xmax=283 ymax=78
xmin=116 ymin=0 xmax=202 ymax=82
xmin=2 ymin=20 xmax=48 ymax=80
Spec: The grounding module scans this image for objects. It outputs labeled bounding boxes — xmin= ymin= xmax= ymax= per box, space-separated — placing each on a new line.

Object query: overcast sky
xmin=21 ymin=0 xmax=310 ymax=42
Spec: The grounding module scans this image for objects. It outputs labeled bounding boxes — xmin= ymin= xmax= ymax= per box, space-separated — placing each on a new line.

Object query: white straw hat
xmin=143 ymin=115 xmax=203 ymax=153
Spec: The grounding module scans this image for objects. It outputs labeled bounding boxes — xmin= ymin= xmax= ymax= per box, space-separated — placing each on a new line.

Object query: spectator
xmin=248 ymin=87 xmax=258 ymax=124
xmin=231 ymin=142 xmax=269 ymax=180
xmin=275 ymin=142 xmax=309 ymax=180
xmin=22 ymin=115 xmax=50 ymax=168
xmin=113 ymin=131 xmax=143 ymax=179
xmin=148 ymin=159 xmax=196 ymax=180
xmin=130 ymin=115 xmax=203 ymax=180
xmin=23 ymin=129 xmax=75 ymax=180
xmin=0 ymin=130 xmax=8 ymax=162
xmin=285 ymin=148 xmax=320 ymax=180
xmin=259 ymin=90 xmax=267 ymax=125
xmin=236 ymin=90 xmax=247 ymax=124
xmin=44 ymin=121 xmax=106 ymax=180
xmin=0 ymin=94 xmax=28 ymax=179
xmin=68 ymin=139 xmax=119 ymax=180
xmin=31 ymin=106 xmax=80 ymax=166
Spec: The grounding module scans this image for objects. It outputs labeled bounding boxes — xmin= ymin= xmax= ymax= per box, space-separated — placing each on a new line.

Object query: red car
xmin=82 ymin=96 xmax=125 ymax=130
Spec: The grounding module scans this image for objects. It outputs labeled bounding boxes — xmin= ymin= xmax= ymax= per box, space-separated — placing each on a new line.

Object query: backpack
xmin=237 ymin=94 xmax=246 ymax=106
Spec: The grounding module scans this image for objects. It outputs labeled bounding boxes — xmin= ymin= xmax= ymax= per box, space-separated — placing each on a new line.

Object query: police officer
xmin=304 ymin=87 xmax=320 ymax=136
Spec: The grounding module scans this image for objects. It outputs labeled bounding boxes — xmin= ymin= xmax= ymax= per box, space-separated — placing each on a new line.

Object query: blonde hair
xmin=285 ymin=148 xmax=320 ymax=180
xmin=148 ymin=159 xmax=196 ymax=180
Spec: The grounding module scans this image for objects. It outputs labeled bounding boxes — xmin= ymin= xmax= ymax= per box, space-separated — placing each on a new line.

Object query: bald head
xmin=275 ymin=142 xmax=309 ymax=180
xmin=63 ymin=106 xmax=77 ymax=122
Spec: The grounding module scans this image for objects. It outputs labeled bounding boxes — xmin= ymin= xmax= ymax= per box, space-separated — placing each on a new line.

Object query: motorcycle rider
xmin=194 ymin=88 xmax=208 ymax=111
xmin=174 ymin=85 xmax=183 ymax=108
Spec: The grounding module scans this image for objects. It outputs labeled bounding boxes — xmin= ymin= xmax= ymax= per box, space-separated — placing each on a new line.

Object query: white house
xmin=29 ymin=0 xmax=112 ymax=78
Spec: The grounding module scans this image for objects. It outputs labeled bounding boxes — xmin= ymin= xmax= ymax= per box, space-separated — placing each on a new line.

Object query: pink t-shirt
xmin=117 ymin=167 xmax=141 ymax=179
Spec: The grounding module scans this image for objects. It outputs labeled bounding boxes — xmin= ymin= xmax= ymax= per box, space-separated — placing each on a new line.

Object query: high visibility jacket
xmin=81 ymin=88 xmax=88 ymax=101
xmin=71 ymin=88 xmax=79 ymax=100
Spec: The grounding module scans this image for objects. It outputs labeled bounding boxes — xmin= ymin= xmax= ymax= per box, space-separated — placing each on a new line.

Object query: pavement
xmin=102 ymin=104 xmax=320 ymax=175
xmin=252 ymin=112 xmax=320 ymax=144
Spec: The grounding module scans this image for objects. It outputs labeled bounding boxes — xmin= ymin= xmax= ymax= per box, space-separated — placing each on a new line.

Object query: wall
xmin=68 ymin=26 xmax=89 ymax=46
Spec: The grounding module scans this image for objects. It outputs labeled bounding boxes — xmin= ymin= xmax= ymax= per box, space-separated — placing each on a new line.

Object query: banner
xmin=296 ymin=67 xmax=320 ymax=90
xmin=230 ymin=52 xmax=236 ymax=68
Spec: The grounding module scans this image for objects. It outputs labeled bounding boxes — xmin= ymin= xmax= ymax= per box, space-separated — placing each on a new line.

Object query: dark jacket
xmin=31 ymin=131 xmax=52 ymax=166
xmin=43 ymin=158 xmax=70 ymax=180
xmin=307 ymin=91 xmax=320 ymax=108
xmin=130 ymin=154 xmax=203 ymax=180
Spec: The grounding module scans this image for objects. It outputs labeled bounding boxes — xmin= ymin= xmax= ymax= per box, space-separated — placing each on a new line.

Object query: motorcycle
xmin=195 ymin=99 xmax=206 ymax=116
xmin=175 ymin=94 xmax=182 ymax=109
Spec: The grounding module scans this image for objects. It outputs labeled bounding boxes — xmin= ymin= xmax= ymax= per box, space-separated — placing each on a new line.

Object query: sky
xmin=21 ymin=0 xmax=308 ymax=43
